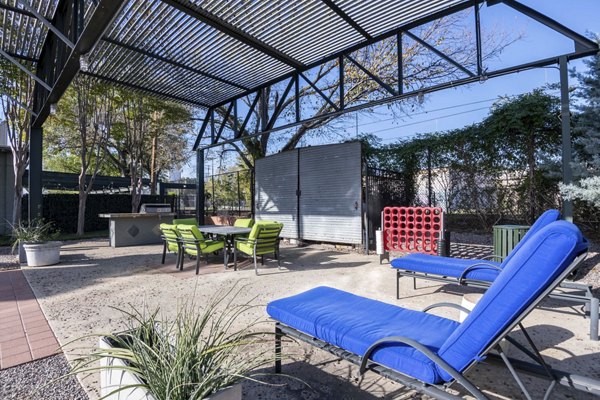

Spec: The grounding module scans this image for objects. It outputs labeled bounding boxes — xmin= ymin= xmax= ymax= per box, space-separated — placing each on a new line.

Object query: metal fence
xmin=205 ymin=169 xmax=253 ymax=216
xmin=365 ymin=167 xmax=411 ymax=249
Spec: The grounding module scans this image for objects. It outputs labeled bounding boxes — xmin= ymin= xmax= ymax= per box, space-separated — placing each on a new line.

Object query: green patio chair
xmin=234 ymin=218 xmax=254 ymax=228
xmin=173 ymin=217 xmax=197 ymax=225
xmin=234 ymin=221 xmax=283 ymax=275
xmin=160 ymin=223 xmax=182 ymax=270
xmin=234 ymin=218 xmax=254 ymax=238
xmin=177 ymin=224 xmax=225 ymax=274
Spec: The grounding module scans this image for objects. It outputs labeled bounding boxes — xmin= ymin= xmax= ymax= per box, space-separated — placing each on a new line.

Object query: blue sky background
xmin=348 ymin=0 xmax=600 ymax=144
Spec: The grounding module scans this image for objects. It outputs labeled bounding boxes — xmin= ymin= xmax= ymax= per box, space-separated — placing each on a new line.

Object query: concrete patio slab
xmin=21 ymin=239 xmax=600 ymax=400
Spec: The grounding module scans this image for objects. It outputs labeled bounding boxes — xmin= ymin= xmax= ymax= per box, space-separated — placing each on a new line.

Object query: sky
xmin=197 ymin=0 xmax=600 ymax=178
xmin=348 ymin=0 xmax=600 ymax=144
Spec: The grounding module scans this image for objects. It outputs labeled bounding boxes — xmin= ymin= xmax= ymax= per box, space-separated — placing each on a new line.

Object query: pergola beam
xmin=0 ymin=90 xmax=38 ymax=116
xmin=299 ymin=71 xmax=339 ymax=111
xmin=197 ymin=49 xmax=599 ymax=151
xmin=102 ymin=37 xmax=249 ymax=91
xmin=4 ymin=51 xmax=39 ymax=63
xmin=345 ymin=54 xmax=397 ymax=96
xmin=32 ymin=0 xmax=126 ymax=128
xmin=404 ymin=31 xmax=475 ymax=78
xmin=0 ymin=2 xmax=36 ymax=18
xmin=320 ymin=0 xmax=372 ymax=40
xmin=195 ymin=0 xmax=599 ymax=150
xmin=16 ymin=0 xmax=75 ymax=49
xmin=0 ymin=48 xmax=51 ymax=90
xmin=84 ymin=72 xmax=210 ymax=108
xmin=209 ymin=1 xmax=487 ymax=110
xmin=159 ymin=0 xmax=304 ymax=70
xmin=497 ymin=0 xmax=598 ymax=52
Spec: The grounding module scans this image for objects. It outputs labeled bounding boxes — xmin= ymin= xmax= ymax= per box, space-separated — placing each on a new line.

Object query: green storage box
xmin=493 ymin=224 xmax=530 ymax=260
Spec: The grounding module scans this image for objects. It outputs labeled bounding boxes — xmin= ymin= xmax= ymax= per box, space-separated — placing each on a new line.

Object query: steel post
xmin=196 ymin=149 xmax=205 ymax=225
xmin=275 ymin=325 xmax=282 ymax=373
xmin=29 ymin=127 xmax=43 ymax=220
xmin=559 ymin=56 xmax=573 ymax=221
xmin=237 ymin=171 xmax=241 ymax=215
xmin=591 ymin=296 xmax=599 ymax=341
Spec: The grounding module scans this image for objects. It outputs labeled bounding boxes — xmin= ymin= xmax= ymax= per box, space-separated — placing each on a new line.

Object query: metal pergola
xmin=0 ymin=0 xmax=598 ymax=223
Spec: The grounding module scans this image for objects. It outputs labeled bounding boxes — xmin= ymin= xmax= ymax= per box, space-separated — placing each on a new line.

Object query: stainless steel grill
xmin=139 ymin=203 xmax=172 ymax=214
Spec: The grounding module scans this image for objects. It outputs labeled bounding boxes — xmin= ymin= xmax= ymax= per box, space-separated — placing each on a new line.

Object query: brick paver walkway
xmin=0 ymin=269 xmax=60 ymax=369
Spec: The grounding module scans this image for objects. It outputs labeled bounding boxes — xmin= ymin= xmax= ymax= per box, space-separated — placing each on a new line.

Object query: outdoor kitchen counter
xmin=99 ymin=213 xmax=176 ymax=247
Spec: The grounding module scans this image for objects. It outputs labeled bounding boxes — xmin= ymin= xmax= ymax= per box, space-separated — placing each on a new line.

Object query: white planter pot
xmin=99 ymin=337 xmax=242 ymax=400
xmin=23 ymin=241 xmax=62 ymax=267
xmin=18 ymin=241 xmax=27 ymax=264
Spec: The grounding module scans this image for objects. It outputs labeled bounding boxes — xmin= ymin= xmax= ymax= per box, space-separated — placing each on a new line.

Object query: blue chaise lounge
xmin=391 ymin=209 xmax=561 ymax=291
xmin=267 ymin=221 xmax=593 ymax=399
xmin=390 ymin=210 xmax=598 ymax=340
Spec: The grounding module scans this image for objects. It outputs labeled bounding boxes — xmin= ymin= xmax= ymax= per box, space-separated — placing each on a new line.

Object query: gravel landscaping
xmin=0 ymin=246 xmax=19 ymax=270
xmin=0 ymin=354 xmax=88 ymax=400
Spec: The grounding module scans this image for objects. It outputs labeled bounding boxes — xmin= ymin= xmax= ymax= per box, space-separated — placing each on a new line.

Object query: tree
xmin=571 ymin=35 xmax=600 ymax=177
xmin=213 ymin=11 xmax=516 ymax=168
xmin=45 ymin=75 xmax=115 ymax=235
xmin=562 ymin=35 xmax=600 ymax=207
xmin=561 ymin=176 xmax=600 ymax=208
xmin=118 ymin=91 xmax=150 ymax=212
xmin=483 ymin=90 xmax=561 ymax=221
xmin=0 ymin=59 xmax=34 ymax=227
xmin=111 ymin=91 xmax=192 ymax=212
xmin=145 ymin=104 xmax=192 ymax=195
xmin=362 ymin=88 xmax=564 ymax=227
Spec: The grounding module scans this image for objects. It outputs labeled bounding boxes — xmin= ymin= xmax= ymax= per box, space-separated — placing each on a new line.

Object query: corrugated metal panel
xmin=255 ymin=150 xmax=298 ymax=239
xmin=299 ymin=142 xmax=362 ymax=244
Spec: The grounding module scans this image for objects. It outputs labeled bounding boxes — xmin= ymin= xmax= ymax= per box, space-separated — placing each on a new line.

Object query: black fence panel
xmin=365 ymin=167 xmax=411 ymax=249
xmin=22 ymin=194 xmax=176 ymax=234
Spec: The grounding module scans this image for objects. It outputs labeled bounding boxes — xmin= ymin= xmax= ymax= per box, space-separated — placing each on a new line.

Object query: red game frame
xmin=381 ymin=207 xmax=444 ymax=255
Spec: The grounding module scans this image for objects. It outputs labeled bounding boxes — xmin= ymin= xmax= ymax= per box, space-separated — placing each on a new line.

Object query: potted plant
xmin=67 ymin=288 xmax=271 ymax=400
xmin=11 ymin=219 xmax=61 ymax=267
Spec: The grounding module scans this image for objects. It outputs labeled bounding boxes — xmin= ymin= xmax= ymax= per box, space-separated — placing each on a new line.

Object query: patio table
xmin=197 ymin=225 xmax=252 ymax=268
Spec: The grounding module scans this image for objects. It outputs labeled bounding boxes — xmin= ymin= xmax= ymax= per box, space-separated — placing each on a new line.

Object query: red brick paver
xmin=0 ymin=270 xmax=60 ymax=369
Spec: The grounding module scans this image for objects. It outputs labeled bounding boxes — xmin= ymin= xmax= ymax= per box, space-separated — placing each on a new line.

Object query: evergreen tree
xmin=572 ymin=35 xmax=600 ymax=177
xmin=561 ymin=35 xmax=600 ymax=207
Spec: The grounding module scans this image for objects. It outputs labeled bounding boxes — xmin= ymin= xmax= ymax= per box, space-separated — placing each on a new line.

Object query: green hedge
xmin=22 ymin=194 xmax=176 ymax=234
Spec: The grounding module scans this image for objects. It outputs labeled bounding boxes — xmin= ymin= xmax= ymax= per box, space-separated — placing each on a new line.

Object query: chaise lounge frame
xmin=395 ymin=264 xmax=600 ymax=341
xmin=274 ymin=252 xmax=600 ymax=399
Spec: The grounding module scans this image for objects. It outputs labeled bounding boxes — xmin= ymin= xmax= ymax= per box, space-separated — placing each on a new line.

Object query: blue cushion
xmin=267 ymin=221 xmax=586 ymax=385
xmin=502 ymin=209 xmax=560 ymax=265
xmin=267 ymin=286 xmax=459 ymax=384
xmin=390 ymin=209 xmax=561 ymax=282
xmin=436 ymin=221 xmax=587 ymax=381
xmin=391 ymin=254 xmax=501 ymax=282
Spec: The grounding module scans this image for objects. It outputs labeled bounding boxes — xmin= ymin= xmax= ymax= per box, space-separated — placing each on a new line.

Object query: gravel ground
xmin=0 ymin=354 xmax=88 ymax=400
xmin=0 ymin=246 xmax=19 ymax=270
xmin=19 ymin=238 xmax=600 ymax=400
xmin=5 ymin=232 xmax=598 ymax=400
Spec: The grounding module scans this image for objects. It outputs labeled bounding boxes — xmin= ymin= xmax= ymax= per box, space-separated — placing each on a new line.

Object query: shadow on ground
xmin=256 ymin=323 xmax=597 ymax=400
xmin=22 ymin=241 xmax=371 ymax=300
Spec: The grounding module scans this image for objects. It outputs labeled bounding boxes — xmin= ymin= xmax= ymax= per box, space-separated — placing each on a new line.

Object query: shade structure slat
xmin=1 ymin=0 xmax=476 ymax=108
xmin=3 ymin=0 xmax=597 ymax=120
xmin=75 ymin=0 xmax=476 ymax=107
